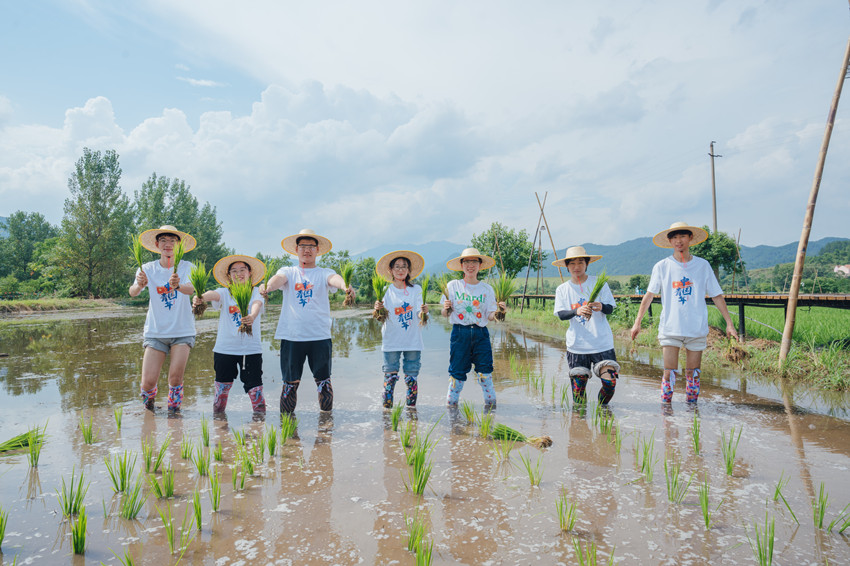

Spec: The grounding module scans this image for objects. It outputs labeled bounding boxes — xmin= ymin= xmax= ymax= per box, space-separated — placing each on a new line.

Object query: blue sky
xmin=1 ymin=1 xmax=849 ymax=257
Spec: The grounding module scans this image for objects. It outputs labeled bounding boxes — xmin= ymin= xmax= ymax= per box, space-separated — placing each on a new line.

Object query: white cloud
xmin=176 ymin=77 xmax=228 ymax=88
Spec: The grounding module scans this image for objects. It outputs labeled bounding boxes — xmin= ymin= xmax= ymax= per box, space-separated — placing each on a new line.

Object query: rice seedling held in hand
xmin=70 ymin=506 xmax=87 ymax=555
xmin=419 ymin=274 xmax=430 ymax=325
xmin=209 ymin=467 xmax=222 ymax=512
xmin=405 ymin=509 xmax=428 ymax=552
xmin=436 ymin=273 xmax=453 ymax=311
xmin=747 ymin=510 xmax=775 ymax=566
xmin=153 ymin=433 xmax=171 ymax=473
xmin=587 ymin=269 xmax=610 ymax=303
xmin=492 ymin=273 xmax=517 ymax=321
xmin=261 ymin=258 xmax=279 ymax=301
xmin=79 ymin=416 xmax=97 ymax=444
xmin=459 ymin=400 xmax=475 ymax=424
xmin=517 ymin=451 xmax=544 ymax=487
xmin=491 ymin=423 xmax=553 ymax=449
xmin=664 ymin=453 xmax=695 ymax=504
xmin=720 ymin=426 xmax=742 ymax=476
xmin=372 ymin=275 xmax=390 ymax=322
xmin=229 ymin=279 xmax=256 ymax=336
xmin=119 ymin=477 xmax=146 ymax=520
xmin=189 ymin=263 xmax=212 ymax=317
xmin=57 ymin=467 xmax=89 ymax=516
xmin=341 ymin=262 xmax=355 ymax=306
xmin=172 ymin=240 xmax=186 ymax=274
xmin=556 ymin=492 xmax=578 ymax=532
xmin=104 ymin=450 xmax=137 ymax=493
xmin=129 ymin=234 xmax=147 ymax=271
xmin=113 ymin=406 xmax=123 ymax=431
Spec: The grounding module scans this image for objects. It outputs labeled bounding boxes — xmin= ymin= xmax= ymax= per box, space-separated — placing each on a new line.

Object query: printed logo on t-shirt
xmin=228 ymin=305 xmax=242 ymax=327
xmin=454 ymin=290 xmax=484 ymax=321
xmin=672 ymin=277 xmax=693 ymax=305
xmin=294 ymin=280 xmax=314 ymax=307
xmin=156 ymin=283 xmax=177 ymax=310
xmin=571 ymin=298 xmax=588 ymax=325
xmin=394 ymin=301 xmax=414 ymax=330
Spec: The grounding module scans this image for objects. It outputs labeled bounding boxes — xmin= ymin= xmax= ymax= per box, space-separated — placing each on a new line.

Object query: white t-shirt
xmin=440 ymin=279 xmax=497 ymax=327
xmin=647 ymin=255 xmax=723 ymax=338
xmin=137 ymin=259 xmax=196 ymax=338
xmin=273 ymin=266 xmax=338 ymax=342
xmin=380 ymin=284 xmax=424 ymax=352
xmin=210 ymin=287 xmax=264 ymax=355
xmin=553 ymin=276 xmax=616 ymax=354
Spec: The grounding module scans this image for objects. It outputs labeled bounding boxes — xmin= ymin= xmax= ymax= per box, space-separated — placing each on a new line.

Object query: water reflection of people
xmin=374 ymin=251 xmax=429 ymax=409
xmin=129 ymin=225 xmax=197 ymax=412
xmin=260 ymin=229 xmax=355 ymax=414
xmin=441 ymin=248 xmax=506 ymax=408
xmin=193 ymin=255 xmax=267 ymax=416
xmin=552 ymin=247 xmax=619 ymax=406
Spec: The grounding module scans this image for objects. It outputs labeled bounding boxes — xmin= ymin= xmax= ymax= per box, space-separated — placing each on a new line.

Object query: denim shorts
xmin=143 ymin=336 xmax=195 ymax=353
xmin=382 ymin=350 xmax=422 ymax=376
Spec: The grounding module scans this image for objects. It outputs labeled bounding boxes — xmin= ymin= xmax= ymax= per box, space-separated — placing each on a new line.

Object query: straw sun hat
xmin=212 ymin=255 xmax=266 ymax=287
xmin=551 ymin=246 xmax=602 ymax=267
xmin=652 ymin=222 xmax=709 ymax=248
xmin=446 ymin=248 xmax=496 ymax=271
xmin=281 ymin=229 xmax=332 ymax=256
xmin=139 ymin=225 xmax=197 ymax=254
xmin=376 ymin=250 xmax=425 ymax=280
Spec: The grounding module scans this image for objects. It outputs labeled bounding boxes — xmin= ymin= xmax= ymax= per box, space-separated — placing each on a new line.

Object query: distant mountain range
xmin=352 ymin=236 xmax=849 ymax=276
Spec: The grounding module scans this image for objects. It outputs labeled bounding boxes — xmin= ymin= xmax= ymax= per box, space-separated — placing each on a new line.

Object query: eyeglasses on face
xmin=461 ymin=259 xmax=480 ymax=265
xmin=229 ymin=268 xmax=250 ymax=275
xmin=297 ymin=244 xmax=318 ymax=250
xmin=392 ymin=264 xmax=409 ymax=271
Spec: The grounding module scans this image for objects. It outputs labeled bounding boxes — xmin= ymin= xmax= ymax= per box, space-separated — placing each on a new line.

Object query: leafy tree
xmin=607 ymin=279 xmax=622 ymax=292
xmin=318 ymin=250 xmax=352 ymax=274
xmin=353 ymin=256 xmax=377 ymax=302
xmin=58 ymin=148 xmax=133 ymax=297
xmin=628 ymin=274 xmax=650 ymax=294
xmin=470 ymin=222 xmax=546 ymax=279
xmin=255 ymin=252 xmax=293 ymax=271
xmin=813 ymin=240 xmax=850 ymax=266
xmin=132 ymin=173 xmax=231 ymax=267
xmin=690 ymin=226 xmax=745 ymax=279
xmin=0 ymin=211 xmax=58 ymax=280
xmin=27 ymin=237 xmax=66 ymax=295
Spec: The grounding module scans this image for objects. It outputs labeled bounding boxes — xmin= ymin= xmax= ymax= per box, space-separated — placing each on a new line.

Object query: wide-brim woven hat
xmin=551 ymin=245 xmax=602 ymax=267
xmin=139 ymin=225 xmax=197 ymax=254
xmin=652 ymin=222 xmax=709 ymax=248
xmin=212 ymin=255 xmax=266 ymax=287
xmin=376 ymin=250 xmax=425 ymax=280
xmin=446 ymin=248 xmax=496 ymax=271
xmin=281 ymin=229 xmax=332 ymax=256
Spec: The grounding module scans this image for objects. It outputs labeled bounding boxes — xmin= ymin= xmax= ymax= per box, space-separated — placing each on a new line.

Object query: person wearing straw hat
xmin=129 ymin=225 xmax=197 ymax=412
xmin=630 ymin=222 xmax=739 ymax=404
xmin=552 ymin=246 xmax=619 ymax=405
xmin=440 ymin=248 xmax=506 ymax=408
xmin=193 ymin=255 xmax=267 ymax=415
xmin=374 ymin=250 xmax=429 ymax=408
xmin=260 ymin=229 xmax=355 ymax=413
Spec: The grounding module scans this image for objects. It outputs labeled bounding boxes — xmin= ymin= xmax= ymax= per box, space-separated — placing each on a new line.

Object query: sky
xmin=1 ymin=1 xmax=849 ymax=257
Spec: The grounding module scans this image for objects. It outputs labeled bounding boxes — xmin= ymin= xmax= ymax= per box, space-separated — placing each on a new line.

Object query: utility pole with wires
xmin=709 ymin=141 xmax=721 ymax=234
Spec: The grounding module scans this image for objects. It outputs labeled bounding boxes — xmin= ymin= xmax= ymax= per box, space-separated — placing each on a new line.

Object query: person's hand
xmin=135 ymin=271 xmax=148 ymax=287
xmin=242 ymin=314 xmax=254 ymax=327
xmin=169 ymin=272 xmax=181 ymax=290
xmin=421 ymin=303 xmax=429 ymax=313
xmin=727 ymin=324 xmax=739 ymax=342
xmin=497 ymin=301 xmax=507 ymax=312
xmin=374 ymin=300 xmax=383 ymax=310
xmin=630 ymin=323 xmax=641 ymax=341
xmin=346 ymin=285 xmax=356 ymax=299
xmin=443 ymin=299 xmax=453 ymax=312
xmin=192 ymin=296 xmax=203 ymax=307
xmin=588 ymin=301 xmax=602 ymax=311
xmin=259 ymin=283 xmax=269 ymax=299
xmin=578 ymin=304 xmax=593 ymax=318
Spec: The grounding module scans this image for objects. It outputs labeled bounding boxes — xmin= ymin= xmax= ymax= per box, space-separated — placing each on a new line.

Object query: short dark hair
xmin=567 ymin=257 xmax=589 ymax=267
xmin=667 ymin=229 xmax=693 ymax=239
xmin=228 ymin=261 xmax=251 ymax=273
xmin=156 ymin=232 xmax=180 ymax=242
xmin=296 ymin=236 xmax=319 ymax=247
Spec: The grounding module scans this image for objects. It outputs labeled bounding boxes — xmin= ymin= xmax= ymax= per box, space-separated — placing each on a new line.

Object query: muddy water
xmin=1 ymin=308 xmax=850 ymax=565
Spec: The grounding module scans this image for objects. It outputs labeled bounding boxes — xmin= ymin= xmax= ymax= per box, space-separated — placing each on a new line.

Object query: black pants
xmin=279 ymin=339 xmax=332 ymax=384
xmin=214 ymin=352 xmax=263 ymax=392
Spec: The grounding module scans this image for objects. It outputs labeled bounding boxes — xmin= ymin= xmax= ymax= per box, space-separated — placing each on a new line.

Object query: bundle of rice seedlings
xmin=587 ymin=269 xmax=610 ymax=303
xmin=0 ymin=428 xmax=44 ymax=452
xmin=129 ymin=235 xmax=147 ymax=271
xmin=437 ymin=273 xmax=453 ymax=312
xmin=419 ymin=275 xmax=430 ymax=326
xmin=492 ymin=273 xmax=517 ymax=322
xmin=341 ymin=262 xmax=355 ymax=306
xmin=372 ymin=275 xmax=390 ymax=322
xmin=189 ymin=263 xmax=211 ymax=317
xmin=491 ymin=423 xmax=553 ymax=449
xmin=172 ymin=240 xmax=186 ymax=273
xmin=229 ymin=280 xmax=255 ymax=336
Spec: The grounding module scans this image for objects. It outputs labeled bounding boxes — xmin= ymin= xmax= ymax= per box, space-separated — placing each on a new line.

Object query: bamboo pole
xmin=779 ymin=32 xmax=850 ymax=364
xmin=520 ymin=194 xmax=547 ymax=313
xmin=535 ymin=192 xmax=564 ymax=282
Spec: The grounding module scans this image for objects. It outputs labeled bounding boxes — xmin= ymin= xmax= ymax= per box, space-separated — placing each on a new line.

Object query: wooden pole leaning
xmin=535 ymin=192 xmax=564 ymax=282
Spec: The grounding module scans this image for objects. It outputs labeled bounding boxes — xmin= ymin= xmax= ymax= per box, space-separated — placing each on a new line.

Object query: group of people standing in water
xmin=129 ymin=221 xmax=739 ymax=416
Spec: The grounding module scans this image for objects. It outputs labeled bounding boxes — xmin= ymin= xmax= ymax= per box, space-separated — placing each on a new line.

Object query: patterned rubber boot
xmin=167 ymin=385 xmax=183 ymax=412
xmin=661 ymin=369 xmax=677 ymax=403
xmin=598 ymin=370 xmax=618 ymax=405
xmin=317 ymin=378 xmax=334 ymax=411
xmin=140 ymin=385 xmax=158 ymax=412
xmin=571 ymin=375 xmax=589 ymax=404
xmin=382 ymin=373 xmax=399 ymax=408
xmin=446 ymin=377 xmax=465 ymax=407
xmin=404 ymin=376 xmax=418 ymax=407
xmin=212 ymin=382 xmax=233 ymax=413
xmin=478 ymin=373 xmax=497 ymax=408
xmin=280 ymin=381 xmax=300 ymax=414
xmin=248 ymin=385 xmax=266 ymax=413
xmin=685 ymin=369 xmax=701 ymax=403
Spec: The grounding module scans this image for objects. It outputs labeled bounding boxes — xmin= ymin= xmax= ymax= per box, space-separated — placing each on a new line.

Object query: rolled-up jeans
xmin=448 ymin=324 xmax=493 ymax=382
xmin=382 ymin=350 xmax=422 ymax=376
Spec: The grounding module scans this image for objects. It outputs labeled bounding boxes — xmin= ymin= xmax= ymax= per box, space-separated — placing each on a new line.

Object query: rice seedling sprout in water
xmin=113 ymin=406 xmax=123 ymax=431
xmin=153 ymin=433 xmax=171 ymax=473
xmin=232 ymin=427 xmax=245 ymax=447
xmin=827 ymin=502 xmax=850 ymax=533
xmin=419 ymin=274 xmax=430 ymax=325
xmin=747 ymin=510 xmax=775 ymax=566
xmin=213 ymin=441 xmax=224 ymax=462
xmin=79 ymin=416 xmax=97 ymax=444
xmin=491 ymin=423 xmax=553 ymax=449
xmin=341 ymin=262 xmax=355 ymax=306
xmin=406 ymin=454 xmax=434 ymax=495
xmin=391 ymin=402 xmax=403 ymax=431
xmin=773 ymin=471 xmax=798 ymax=524
xmin=189 ymin=263 xmax=212 ymax=317
xmin=141 ymin=437 xmax=154 ymax=472
xmin=664 ymin=453 xmax=694 ymax=504
xmin=415 ymin=537 xmax=434 ymax=566
xmin=0 ymin=505 xmax=8 ymax=549
xmin=399 ymin=420 xmax=415 ymax=449
xmin=109 ymin=547 xmax=137 ymax=566
xmin=492 ymin=273 xmax=517 ymax=321
xmin=459 ymin=400 xmax=475 ymax=424
xmin=155 ymin=503 xmax=176 ymax=554
xmin=57 ymin=467 xmax=89 ymax=516
xmin=160 ymin=464 xmax=175 ymax=497
xmin=476 ymin=412 xmax=494 ymax=438
xmin=200 ymin=414 xmax=210 ymax=447
xmin=27 ymin=425 xmax=45 ymax=467
xmin=266 ymin=426 xmax=278 ymax=457
xmin=405 ymin=509 xmax=428 ymax=551
xmin=0 ymin=427 xmax=44 ymax=452
xmin=229 ymin=279 xmax=256 ymax=335
xmin=280 ymin=414 xmax=298 ymax=443
xmin=636 ymin=430 xmax=658 ymax=482
xmin=192 ymin=445 xmax=210 ymax=477
xmin=180 ymin=436 xmax=194 ymax=459
xmin=572 ymin=539 xmax=615 ymax=566
xmin=813 ymin=482 xmax=830 ymax=529
xmin=720 ymin=426 xmax=742 ymax=476
xmin=209 ymin=467 xmax=221 ymax=512
xmin=556 ymin=493 xmax=578 ymax=532
xmin=104 ymin=450 xmax=136 ymax=493
xmin=372 ymin=275 xmax=390 ymax=322
xmin=119 ymin=477 xmax=146 ymax=520
xmin=690 ymin=413 xmax=701 ymax=454
xmin=192 ymin=488 xmax=202 ymax=530
xmin=70 ymin=506 xmax=87 ymax=555
xmin=231 ymin=465 xmax=239 ymax=491
xmin=698 ymin=474 xmax=723 ymax=529
xmin=517 ymin=451 xmax=544 ymax=487
xmin=490 ymin=436 xmax=516 ymax=462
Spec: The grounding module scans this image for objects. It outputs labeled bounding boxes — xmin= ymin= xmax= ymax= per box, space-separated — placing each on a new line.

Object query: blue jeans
xmin=448 ymin=324 xmax=493 ymax=382
xmin=382 ymin=350 xmax=421 ymax=376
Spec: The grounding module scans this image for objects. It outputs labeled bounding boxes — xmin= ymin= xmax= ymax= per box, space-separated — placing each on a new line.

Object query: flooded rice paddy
xmin=1 ymin=307 xmax=850 ymax=565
